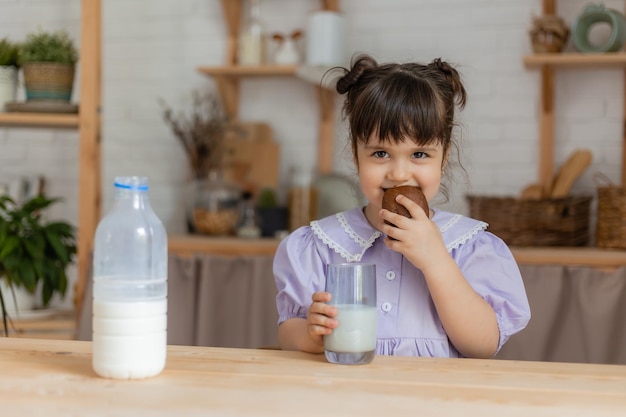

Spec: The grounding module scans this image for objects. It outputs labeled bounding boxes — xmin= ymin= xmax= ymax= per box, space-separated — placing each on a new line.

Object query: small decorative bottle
xmin=288 ymin=166 xmax=318 ymax=231
xmin=92 ymin=176 xmax=168 ymax=380
xmin=238 ymin=0 xmax=265 ymax=66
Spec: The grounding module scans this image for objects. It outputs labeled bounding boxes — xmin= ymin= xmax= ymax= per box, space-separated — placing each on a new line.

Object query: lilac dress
xmin=273 ymin=207 xmax=531 ymax=358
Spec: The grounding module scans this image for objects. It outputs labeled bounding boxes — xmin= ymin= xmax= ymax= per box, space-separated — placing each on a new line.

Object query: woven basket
xmin=466 ymin=195 xmax=592 ymax=246
xmin=595 ymin=173 xmax=626 ymax=249
xmin=23 ymin=62 xmax=75 ymax=102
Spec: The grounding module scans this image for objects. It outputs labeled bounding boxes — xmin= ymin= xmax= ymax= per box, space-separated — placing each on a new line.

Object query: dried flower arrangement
xmin=529 ymin=14 xmax=570 ymax=53
xmin=160 ymin=90 xmax=231 ymax=180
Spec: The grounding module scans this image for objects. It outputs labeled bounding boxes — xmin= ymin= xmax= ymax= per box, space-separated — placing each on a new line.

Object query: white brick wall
xmin=1 ymin=0 xmax=625 ymax=306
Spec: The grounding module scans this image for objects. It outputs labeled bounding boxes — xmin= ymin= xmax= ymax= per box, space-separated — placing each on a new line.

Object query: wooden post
xmin=215 ymin=76 xmax=240 ymax=120
xmin=321 ymin=0 xmax=340 ymax=12
xmin=623 ymin=3 xmax=626 ymax=186
xmin=316 ymin=0 xmax=340 ymax=173
xmin=539 ymin=66 xmax=555 ymax=196
xmin=317 ymin=86 xmax=335 ymax=174
xmin=75 ymin=0 xmax=102 ymax=317
xmin=220 ymin=0 xmax=241 ymax=66
xmin=537 ymin=0 xmax=556 ymax=195
xmin=543 ymin=0 xmax=555 ymax=14
xmin=622 ymin=77 xmax=626 ymax=187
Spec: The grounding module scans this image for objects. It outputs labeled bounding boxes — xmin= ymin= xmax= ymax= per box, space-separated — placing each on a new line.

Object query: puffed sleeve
xmin=453 ymin=231 xmax=531 ymax=353
xmin=273 ymin=226 xmax=327 ymax=325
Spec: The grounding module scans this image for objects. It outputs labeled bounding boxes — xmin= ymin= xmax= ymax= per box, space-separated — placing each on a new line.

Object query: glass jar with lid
xmin=189 ymin=170 xmax=241 ymax=236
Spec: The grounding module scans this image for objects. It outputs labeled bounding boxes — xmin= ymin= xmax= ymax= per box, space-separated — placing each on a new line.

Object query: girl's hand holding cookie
xmin=380 ymin=192 xmax=447 ymax=270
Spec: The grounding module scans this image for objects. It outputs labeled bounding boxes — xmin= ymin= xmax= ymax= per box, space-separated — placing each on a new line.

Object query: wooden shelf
xmin=197 ymin=65 xmax=299 ymax=77
xmin=511 ymin=246 xmax=626 ymax=268
xmin=200 ymin=0 xmax=340 ymax=175
xmin=0 ymin=112 xmax=79 ymax=128
xmin=527 ymin=1 xmax=626 ymax=188
xmin=168 ymin=234 xmax=626 ymax=268
xmin=168 ymin=235 xmax=280 ymax=258
xmin=524 ymin=52 xmax=626 ymax=68
xmin=0 ymin=1 xmax=102 ymax=325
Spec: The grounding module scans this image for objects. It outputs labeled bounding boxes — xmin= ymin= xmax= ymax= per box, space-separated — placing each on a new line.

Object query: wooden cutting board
xmin=222 ymin=122 xmax=280 ymax=194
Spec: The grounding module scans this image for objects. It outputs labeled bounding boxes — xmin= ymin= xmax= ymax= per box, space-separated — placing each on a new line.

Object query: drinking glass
xmin=324 ymin=263 xmax=377 ymax=365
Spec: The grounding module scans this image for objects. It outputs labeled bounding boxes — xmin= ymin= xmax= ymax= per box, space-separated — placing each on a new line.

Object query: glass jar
xmin=236 ymin=191 xmax=261 ymax=238
xmin=189 ymin=171 xmax=241 ymax=236
xmin=288 ymin=166 xmax=318 ymax=231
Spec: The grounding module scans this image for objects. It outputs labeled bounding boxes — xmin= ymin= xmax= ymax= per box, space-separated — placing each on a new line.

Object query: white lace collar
xmin=310 ymin=207 xmax=488 ymax=262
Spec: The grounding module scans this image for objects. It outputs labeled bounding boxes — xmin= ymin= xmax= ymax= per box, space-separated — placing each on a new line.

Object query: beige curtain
xmin=496 ymin=264 xmax=626 ymax=364
xmin=78 ymin=255 xmax=626 ymax=364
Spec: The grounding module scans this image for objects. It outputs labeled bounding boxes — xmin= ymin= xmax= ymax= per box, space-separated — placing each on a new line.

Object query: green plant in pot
xmin=256 ymin=188 xmax=288 ymax=238
xmin=0 ymin=194 xmax=77 ymax=336
xmin=0 ymin=37 xmax=20 ymax=109
xmin=18 ymin=29 xmax=79 ymax=102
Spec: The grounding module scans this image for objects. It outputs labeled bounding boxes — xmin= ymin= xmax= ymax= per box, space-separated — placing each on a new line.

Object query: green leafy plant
xmin=256 ymin=188 xmax=278 ymax=208
xmin=0 ymin=37 xmax=19 ymax=67
xmin=0 ymin=195 xmax=77 ymax=336
xmin=18 ymin=29 xmax=79 ymax=65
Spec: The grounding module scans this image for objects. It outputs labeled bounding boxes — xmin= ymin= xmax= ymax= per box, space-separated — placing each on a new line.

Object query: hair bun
xmin=336 ymin=54 xmax=378 ymax=94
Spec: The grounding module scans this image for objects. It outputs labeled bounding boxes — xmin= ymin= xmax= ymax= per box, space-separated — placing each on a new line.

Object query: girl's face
xmin=356 ymin=134 xmax=446 ymax=228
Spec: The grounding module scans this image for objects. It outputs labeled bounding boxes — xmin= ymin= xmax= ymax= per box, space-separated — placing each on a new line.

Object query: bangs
xmin=350 ymin=73 xmax=447 ymax=147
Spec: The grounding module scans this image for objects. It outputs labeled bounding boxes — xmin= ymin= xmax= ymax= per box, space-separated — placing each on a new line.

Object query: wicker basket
xmin=23 ymin=62 xmax=75 ymax=102
xmin=466 ymin=195 xmax=592 ymax=246
xmin=595 ymin=174 xmax=626 ymax=249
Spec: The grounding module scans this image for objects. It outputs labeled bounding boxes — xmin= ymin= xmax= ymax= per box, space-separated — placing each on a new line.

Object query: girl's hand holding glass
xmin=306 ymin=291 xmax=338 ymax=347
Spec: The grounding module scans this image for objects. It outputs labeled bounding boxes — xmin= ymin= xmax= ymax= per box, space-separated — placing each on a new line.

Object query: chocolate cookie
xmin=382 ymin=186 xmax=429 ymax=220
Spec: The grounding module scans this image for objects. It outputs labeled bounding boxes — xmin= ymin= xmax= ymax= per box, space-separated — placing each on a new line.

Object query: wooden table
xmin=2 ymin=338 xmax=626 ymax=416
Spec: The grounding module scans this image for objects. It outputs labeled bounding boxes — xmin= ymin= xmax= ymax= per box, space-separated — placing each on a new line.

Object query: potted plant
xmin=0 ymin=37 xmax=19 ymax=109
xmin=255 ymin=187 xmax=288 ymax=238
xmin=0 ymin=194 xmax=77 ymax=336
xmin=18 ymin=28 xmax=79 ymax=102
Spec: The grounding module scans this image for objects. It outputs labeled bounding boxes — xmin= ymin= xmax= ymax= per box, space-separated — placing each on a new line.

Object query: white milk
xmin=92 ymin=299 xmax=167 ymax=379
xmin=324 ymin=304 xmax=377 ymax=353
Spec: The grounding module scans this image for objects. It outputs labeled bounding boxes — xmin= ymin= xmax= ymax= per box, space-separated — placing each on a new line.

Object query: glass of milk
xmin=324 ymin=263 xmax=377 ymax=365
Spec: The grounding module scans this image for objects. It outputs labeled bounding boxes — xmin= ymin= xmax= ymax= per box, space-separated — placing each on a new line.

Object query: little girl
xmin=273 ymin=54 xmax=530 ymax=358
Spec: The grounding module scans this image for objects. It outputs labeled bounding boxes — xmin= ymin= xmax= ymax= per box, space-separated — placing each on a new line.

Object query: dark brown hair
xmin=334 ymin=54 xmax=468 ymax=201
xmin=336 ymin=54 xmax=467 ymax=176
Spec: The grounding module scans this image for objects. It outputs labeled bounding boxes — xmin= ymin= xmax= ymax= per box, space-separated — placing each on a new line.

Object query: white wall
xmin=1 ymin=0 xmax=624 ymax=304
